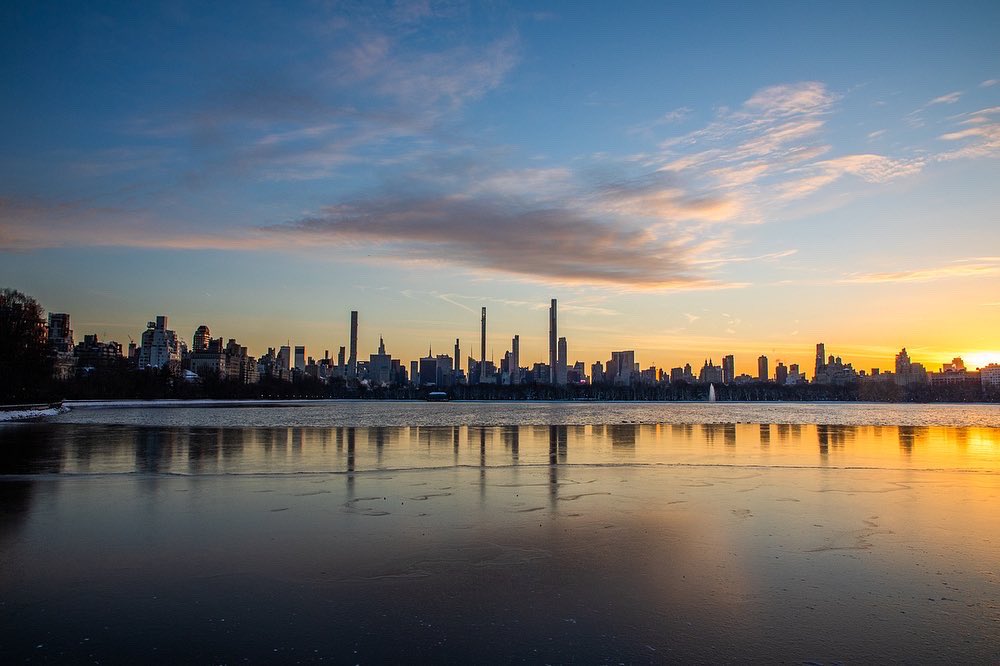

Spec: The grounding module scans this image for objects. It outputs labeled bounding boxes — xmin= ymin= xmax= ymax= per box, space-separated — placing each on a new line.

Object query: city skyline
xmin=38 ymin=299 xmax=999 ymax=384
xmin=2 ymin=2 xmax=998 ymax=372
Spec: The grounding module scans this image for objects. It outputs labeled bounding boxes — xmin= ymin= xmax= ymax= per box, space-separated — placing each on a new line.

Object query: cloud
xmin=691 ymin=249 xmax=797 ymax=267
xmin=117 ymin=17 xmax=521 ymax=183
xmin=593 ymin=174 xmax=742 ymax=224
xmin=927 ymin=91 xmax=962 ymax=106
xmin=332 ymin=33 xmax=519 ymax=114
xmin=627 ymin=107 xmax=692 ymax=136
xmin=0 ymin=196 xmax=276 ymax=252
xmin=935 ymin=106 xmax=1000 ymax=161
xmin=841 ymin=258 xmax=1000 ymax=284
xmin=269 ymin=194 xmax=731 ymax=290
xmin=775 ymin=154 xmax=924 ymax=201
xmin=647 ymin=81 xmax=920 ymax=215
xmin=980 ymin=79 xmax=998 ymax=88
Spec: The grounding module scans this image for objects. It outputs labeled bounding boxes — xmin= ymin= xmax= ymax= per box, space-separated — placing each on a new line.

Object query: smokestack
xmin=480 ymin=307 xmax=487 ymax=379
xmin=348 ymin=310 xmax=358 ymax=378
xmin=549 ymin=298 xmax=557 ymax=384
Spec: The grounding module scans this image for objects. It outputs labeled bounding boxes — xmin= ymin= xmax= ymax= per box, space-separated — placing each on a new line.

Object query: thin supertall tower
xmin=348 ymin=310 xmax=358 ymax=378
xmin=480 ymin=307 xmax=487 ymax=380
xmin=549 ymin=298 xmax=557 ymax=384
xmin=511 ymin=334 xmax=520 ymax=384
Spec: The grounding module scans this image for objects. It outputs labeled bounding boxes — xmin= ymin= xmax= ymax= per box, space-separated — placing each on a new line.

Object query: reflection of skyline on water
xmin=1 ymin=422 xmax=998 ymax=478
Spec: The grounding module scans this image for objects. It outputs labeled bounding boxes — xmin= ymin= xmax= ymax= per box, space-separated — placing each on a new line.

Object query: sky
xmin=2 ymin=0 xmax=999 ymax=376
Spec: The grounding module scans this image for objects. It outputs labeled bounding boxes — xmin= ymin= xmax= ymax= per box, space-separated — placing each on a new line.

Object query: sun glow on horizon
xmin=963 ymin=352 xmax=1000 ymax=369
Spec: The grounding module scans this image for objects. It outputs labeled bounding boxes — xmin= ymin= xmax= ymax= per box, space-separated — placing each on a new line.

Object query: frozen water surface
xmin=1 ymin=402 xmax=998 ymax=662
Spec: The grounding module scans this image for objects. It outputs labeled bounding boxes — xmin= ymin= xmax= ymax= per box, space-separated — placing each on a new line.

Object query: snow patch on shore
xmin=0 ymin=407 xmax=67 ymax=422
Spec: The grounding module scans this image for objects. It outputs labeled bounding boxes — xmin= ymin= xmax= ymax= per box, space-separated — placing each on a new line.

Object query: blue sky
xmin=2 ymin=1 xmax=999 ymax=373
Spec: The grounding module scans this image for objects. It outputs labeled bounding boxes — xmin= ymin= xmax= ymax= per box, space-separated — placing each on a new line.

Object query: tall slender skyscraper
xmin=480 ymin=307 xmax=487 ymax=380
xmin=348 ymin=311 xmax=358 ymax=378
xmin=549 ymin=298 xmax=557 ymax=384
xmin=454 ymin=338 xmax=461 ymax=375
xmin=510 ymin=334 xmax=520 ymax=384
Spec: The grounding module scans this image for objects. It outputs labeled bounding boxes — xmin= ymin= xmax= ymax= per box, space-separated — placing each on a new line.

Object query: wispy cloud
xmin=935 ymin=106 xmax=1000 ymax=161
xmin=840 ymin=258 xmax=1000 ymax=284
xmin=647 ymin=82 xmax=929 ymax=220
xmin=979 ymin=79 xmax=998 ymax=88
xmin=927 ymin=91 xmax=962 ymax=106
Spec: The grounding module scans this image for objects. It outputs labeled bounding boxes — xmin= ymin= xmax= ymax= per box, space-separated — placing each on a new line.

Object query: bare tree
xmin=0 ymin=288 xmax=51 ymax=402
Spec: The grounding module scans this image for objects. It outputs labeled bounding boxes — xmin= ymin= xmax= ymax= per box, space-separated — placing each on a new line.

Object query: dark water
xmin=2 ymin=408 xmax=999 ymax=662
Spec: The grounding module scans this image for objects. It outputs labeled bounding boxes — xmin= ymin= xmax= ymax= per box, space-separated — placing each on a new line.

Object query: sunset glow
xmin=1 ymin=2 xmax=998 ymax=373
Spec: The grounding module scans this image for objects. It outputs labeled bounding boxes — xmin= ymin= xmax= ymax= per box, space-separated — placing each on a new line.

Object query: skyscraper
xmin=369 ymin=337 xmax=392 ymax=385
xmin=549 ymin=298 xmax=557 ymax=384
xmin=722 ymin=354 xmax=735 ymax=384
xmin=815 ymin=343 xmax=826 ymax=381
xmin=294 ymin=345 xmax=305 ymax=372
xmin=139 ymin=315 xmax=180 ymax=370
xmin=556 ymin=336 xmax=568 ymax=385
xmin=192 ymin=325 xmax=211 ymax=352
xmin=758 ymin=355 xmax=769 ymax=382
xmin=454 ymin=338 xmax=461 ymax=374
xmin=510 ymin=334 xmax=520 ymax=384
xmin=480 ymin=307 xmax=487 ymax=381
xmin=278 ymin=345 xmax=291 ymax=376
xmin=348 ymin=310 xmax=358 ymax=378
xmin=775 ymin=361 xmax=788 ymax=385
